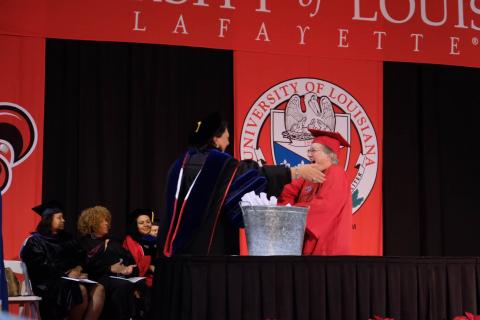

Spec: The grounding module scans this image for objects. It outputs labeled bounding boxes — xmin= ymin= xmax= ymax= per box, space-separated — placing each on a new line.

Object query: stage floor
xmin=151 ymin=255 xmax=480 ymax=320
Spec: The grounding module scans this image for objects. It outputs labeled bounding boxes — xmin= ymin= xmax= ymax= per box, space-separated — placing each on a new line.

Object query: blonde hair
xmin=77 ymin=205 xmax=112 ymax=236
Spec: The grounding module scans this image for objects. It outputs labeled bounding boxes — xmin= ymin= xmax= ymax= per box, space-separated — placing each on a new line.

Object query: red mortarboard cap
xmin=308 ymin=129 xmax=350 ymax=154
xmin=32 ymin=200 xmax=63 ymax=217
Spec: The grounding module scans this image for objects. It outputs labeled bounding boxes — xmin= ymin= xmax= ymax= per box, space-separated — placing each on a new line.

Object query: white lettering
xmin=193 ymin=0 xmax=209 ymax=7
xmin=338 ymin=28 xmax=349 ymax=48
xmin=410 ymin=33 xmax=423 ymax=52
xmin=450 ymin=36 xmax=460 ymax=55
xmin=470 ymin=0 xmax=480 ymax=30
xmin=297 ymin=25 xmax=310 ymax=45
xmin=255 ymin=22 xmax=270 ymax=41
xmin=220 ymin=0 xmax=235 ymax=9
xmin=373 ymin=31 xmax=386 ymax=49
xmin=165 ymin=0 xmax=187 ymax=3
xmin=218 ymin=18 xmax=230 ymax=38
xmin=299 ymin=0 xmax=321 ymax=18
xmin=420 ymin=0 xmax=447 ymax=26
xmin=133 ymin=11 xmax=147 ymax=31
xmin=380 ymin=0 xmax=415 ymax=24
xmin=256 ymin=0 xmax=270 ymax=12
xmin=172 ymin=15 xmax=189 ymax=34
xmin=455 ymin=0 xmax=468 ymax=28
xmin=156 ymin=0 xmax=235 ymax=8
xmin=353 ymin=0 xmax=377 ymax=21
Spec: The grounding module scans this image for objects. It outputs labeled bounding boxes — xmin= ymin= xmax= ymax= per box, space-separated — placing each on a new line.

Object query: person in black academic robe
xmin=158 ymin=112 xmax=328 ymax=257
xmin=123 ymin=209 xmax=157 ymax=287
xmin=77 ymin=205 xmax=142 ymax=320
xmin=122 ymin=209 xmax=157 ymax=317
xmin=20 ymin=201 xmax=105 ymax=320
xmin=152 ymin=113 xmax=329 ymax=320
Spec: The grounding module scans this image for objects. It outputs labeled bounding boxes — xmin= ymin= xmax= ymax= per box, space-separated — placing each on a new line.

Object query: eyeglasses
xmin=307 ymin=148 xmax=323 ymax=154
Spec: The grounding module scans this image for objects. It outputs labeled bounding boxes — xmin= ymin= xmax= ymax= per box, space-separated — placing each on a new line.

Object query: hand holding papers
xmin=110 ymin=259 xmax=136 ymax=276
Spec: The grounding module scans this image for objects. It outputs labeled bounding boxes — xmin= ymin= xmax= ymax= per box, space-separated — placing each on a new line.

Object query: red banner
xmin=234 ymin=52 xmax=383 ymax=255
xmin=1 ymin=0 xmax=480 ymax=68
xmin=0 ymin=35 xmax=45 ymax=258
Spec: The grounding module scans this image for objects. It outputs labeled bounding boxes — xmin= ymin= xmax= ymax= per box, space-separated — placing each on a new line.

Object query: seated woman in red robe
xmin=278 ymin=129 xmax=352 ymax=256
xmin=123 ymin=209 xmax=156 ymax=287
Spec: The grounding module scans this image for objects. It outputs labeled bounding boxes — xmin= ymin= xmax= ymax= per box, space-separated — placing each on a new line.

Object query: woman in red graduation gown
xmin=279 ymin=129 xmax=353 ymax=255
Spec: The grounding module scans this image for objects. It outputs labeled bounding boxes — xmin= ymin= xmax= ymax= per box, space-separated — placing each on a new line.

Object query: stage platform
xmin=151 ymin=256 xmax=480 ymax=320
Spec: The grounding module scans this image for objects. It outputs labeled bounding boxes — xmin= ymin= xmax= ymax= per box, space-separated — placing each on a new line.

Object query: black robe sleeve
xmin=260 ymin=165 xmax=292 ymax=196
xmin=238 ymin=160 xmax=292 ymax=197
xmin=81 ymin=237 xmax=138 ymax=281
xmin=21 ymin=234 xmax=82 ymax=286
xmin=21 ymin=237 xmax=66 ymax=284
xmin=20 ymin=234 xmax=84 ymax=320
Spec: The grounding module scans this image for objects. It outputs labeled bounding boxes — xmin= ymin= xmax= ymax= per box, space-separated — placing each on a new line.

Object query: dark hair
xmin=127 ymin=217 xmax=142 ymax=242
xmin=188 ymin=112 xmax=229 ymax=151
xmin=36 ymin=214 xmax=55 ymax=236
xmin=198 ymin=121 xmax=228 ymax=151
xmin=127 ymin=213 xmax=155 ymax=242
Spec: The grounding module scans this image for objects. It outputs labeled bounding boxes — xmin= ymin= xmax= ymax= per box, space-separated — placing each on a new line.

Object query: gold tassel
xmin=195 ymin=121 xmax=202 ymax=133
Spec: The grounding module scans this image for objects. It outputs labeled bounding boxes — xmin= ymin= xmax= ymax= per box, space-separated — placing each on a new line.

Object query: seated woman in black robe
xmin=20 ymin=201 xmax=105 ymax=320
xmin=77 ymin=205 xmax=141 ymax=320
xmin=158 ymin=112 xmax=327 ymax=257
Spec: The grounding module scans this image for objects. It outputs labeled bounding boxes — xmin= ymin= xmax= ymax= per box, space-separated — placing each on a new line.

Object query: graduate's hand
xmin=297 ymin=164 xmax=326 ymax=183
xmin=79 ymin=273 xmax=89 ymax=279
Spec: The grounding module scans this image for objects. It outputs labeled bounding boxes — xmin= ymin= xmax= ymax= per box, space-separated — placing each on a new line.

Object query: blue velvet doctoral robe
xmin=159 ymin=148 xmax=291 ymax=256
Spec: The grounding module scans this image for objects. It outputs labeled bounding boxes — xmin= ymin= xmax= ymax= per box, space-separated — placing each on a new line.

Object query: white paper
xmin=109 ymin=276 xmax=146 ymax=283
xmin=61 ymin=276 xmax=98 ymax=284
xmin=241 ymin=191 xmax=279 ymax=206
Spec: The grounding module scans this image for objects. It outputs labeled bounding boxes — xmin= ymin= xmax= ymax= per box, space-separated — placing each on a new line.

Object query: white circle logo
xmin=239 ymin=78 xmax=378 ymax=213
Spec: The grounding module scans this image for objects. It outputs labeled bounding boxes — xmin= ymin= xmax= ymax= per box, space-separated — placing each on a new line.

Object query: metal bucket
xmin=240 ymin=204 xmax=308 ymax=256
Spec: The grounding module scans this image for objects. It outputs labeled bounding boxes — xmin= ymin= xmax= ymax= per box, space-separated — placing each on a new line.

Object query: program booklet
xmin=109 ymin=276 xmax=146 ymax=283
xmin=61 ymin=276 xmax=98 ymax=284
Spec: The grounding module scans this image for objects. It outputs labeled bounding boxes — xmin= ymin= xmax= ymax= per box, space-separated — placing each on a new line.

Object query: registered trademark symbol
xmin=472 ymin=37 xmax=479 ymax=46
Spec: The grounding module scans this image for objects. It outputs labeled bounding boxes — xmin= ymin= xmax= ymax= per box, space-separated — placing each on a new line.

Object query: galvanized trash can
xmin=240 ymin=204 xmax=308 ymax=256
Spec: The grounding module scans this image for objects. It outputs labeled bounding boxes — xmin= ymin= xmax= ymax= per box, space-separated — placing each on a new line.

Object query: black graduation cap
xmin=188 ymin=112 xmax=223 ymax=147
xmin=32 ymin=200 xmax=63 ymax=217
xmin=127 ymin=208 xmax=154 ymax=224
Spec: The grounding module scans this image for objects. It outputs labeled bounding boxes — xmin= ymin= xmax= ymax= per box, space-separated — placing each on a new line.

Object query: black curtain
xmin=383 ymin=62 xmax=480 ymax=256
xmin=43 ymin=39 xmax=233 ymax=237
xmin=44 ymin=39 xmax=480 ymax=255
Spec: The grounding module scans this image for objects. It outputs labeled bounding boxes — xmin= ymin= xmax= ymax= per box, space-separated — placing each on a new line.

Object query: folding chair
xmin=4 ymin=260 xmax=41 ymax=319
